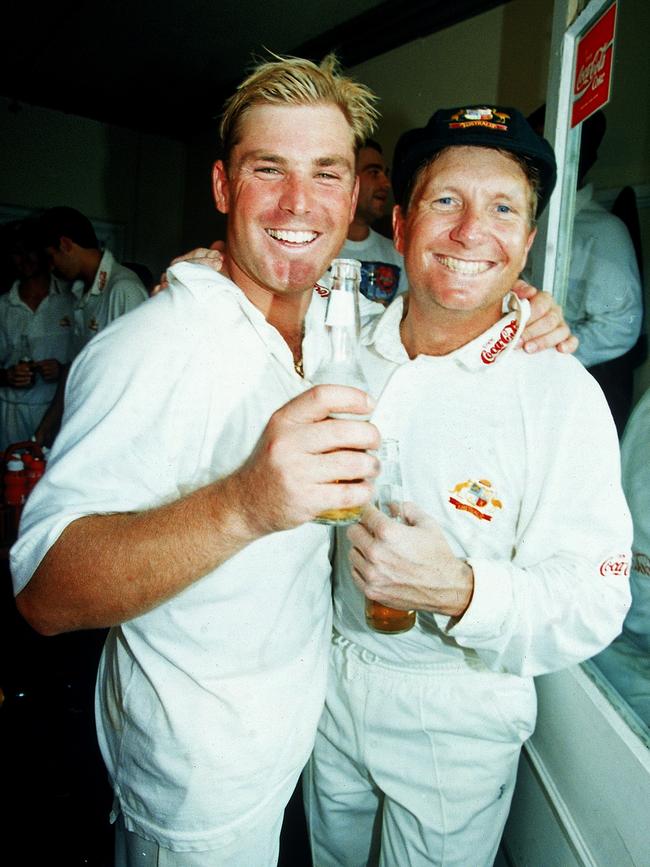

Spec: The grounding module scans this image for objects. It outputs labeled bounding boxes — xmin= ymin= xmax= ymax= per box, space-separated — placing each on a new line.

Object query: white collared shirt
xmin=0 ymin=277 xmax=75 ymax=407
xmin=567 ymin=184 xmax=643 ymax=367
xmin=333 ymin=293 xmax=632 ymax=677
xmin=12 ymin=263 xmax=334 ymax=848
xmin=70 ymin=249 xmax=147 ymax=351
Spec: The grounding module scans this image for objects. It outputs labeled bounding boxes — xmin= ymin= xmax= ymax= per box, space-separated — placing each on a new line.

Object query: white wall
xmin=0 ymin=96 xmax=186 ymax=276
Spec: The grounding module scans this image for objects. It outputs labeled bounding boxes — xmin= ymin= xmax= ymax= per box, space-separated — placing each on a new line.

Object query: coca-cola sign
xmin=572 ymin=2 xmax=617 ymax=127
xmin=480 ymin=318 xmax=518 ymax=365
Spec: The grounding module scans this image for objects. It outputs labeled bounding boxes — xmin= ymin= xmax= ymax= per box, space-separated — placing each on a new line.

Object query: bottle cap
xmin=331 ymin=258 xmax=361 ymax=281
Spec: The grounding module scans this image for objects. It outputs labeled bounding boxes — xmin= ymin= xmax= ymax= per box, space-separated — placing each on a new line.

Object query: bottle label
xmin=325 ymin=291 xmax=355 ymax=327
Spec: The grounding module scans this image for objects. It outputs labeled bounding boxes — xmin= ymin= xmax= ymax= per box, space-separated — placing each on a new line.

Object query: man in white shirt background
xmin=34 ymin=206 xmax=148 ymax=445
xmin=337 ymin=138 xmax=408 ymax=305
xmin=528 ymin=106 xmax=645 ymax=434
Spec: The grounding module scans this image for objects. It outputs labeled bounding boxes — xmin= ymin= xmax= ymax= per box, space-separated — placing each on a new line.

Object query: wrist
xmin=444 ymin=559 xmax=474 ymax=619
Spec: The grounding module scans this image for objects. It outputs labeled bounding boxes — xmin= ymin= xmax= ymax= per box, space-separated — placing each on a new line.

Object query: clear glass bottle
xmin=18 ymin=334 xmax=35 ymax=388
xmin=311 ymin=258 xmax=370 ymax=526
xmin=365 ymin=439 xmax=416 ymax=634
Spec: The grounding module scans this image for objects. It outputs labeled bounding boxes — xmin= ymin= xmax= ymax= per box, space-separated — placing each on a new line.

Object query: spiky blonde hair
xmin=220 ymin=53 xmax=380 ymax=162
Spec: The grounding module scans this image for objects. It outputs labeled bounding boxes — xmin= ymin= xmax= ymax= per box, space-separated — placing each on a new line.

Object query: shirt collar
xmin=167 ymin=261 xmax=329 ymax=377
xmin=71 ymin=248 xmax=114 ymax=300
xmin=367 ymin=292 xmax=530 ymax=371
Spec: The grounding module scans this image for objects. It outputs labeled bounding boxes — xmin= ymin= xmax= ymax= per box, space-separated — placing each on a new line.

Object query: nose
xmin=449 ymin=206 xmax=486 ymax=245
xmin=279 ymin=173 xmax=312 ymax=216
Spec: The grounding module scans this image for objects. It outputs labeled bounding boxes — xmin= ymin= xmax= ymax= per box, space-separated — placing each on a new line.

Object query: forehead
xmin=232 ymin=102 xmax=356 ymax=162
xmin=415 ymin=145 xmax=529 ymax=198
xmin=357 ymin=147 xmax=385 ymax=172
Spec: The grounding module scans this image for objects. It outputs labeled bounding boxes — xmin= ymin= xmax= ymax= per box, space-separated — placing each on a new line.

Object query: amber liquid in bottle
xmin=364 ymin=439 xmax=416 ymax=634
xmin=311 ymin=258 xmax=370 ymax=527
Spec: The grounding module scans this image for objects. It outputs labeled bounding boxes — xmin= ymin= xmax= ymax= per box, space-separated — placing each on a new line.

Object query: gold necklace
xmin=293 ymin=322 xmax=306 ymax=377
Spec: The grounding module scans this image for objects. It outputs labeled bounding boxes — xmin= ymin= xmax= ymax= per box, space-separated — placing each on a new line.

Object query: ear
xmin=212 ymin=161 xmax=230 ymax=214
xmin=525 ymin=226 xmax=537 ymax=257
xmin=392 ymin=204 xmax=406 ymax=255
xmin=59 ymin=236 xmax=75 ymax=254
xmin=348 ymin=175 xmax=360 ymax=224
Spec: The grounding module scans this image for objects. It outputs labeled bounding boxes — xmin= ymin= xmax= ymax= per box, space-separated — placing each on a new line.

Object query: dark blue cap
xmin=392 ymin=105 xmax=557 ymax=217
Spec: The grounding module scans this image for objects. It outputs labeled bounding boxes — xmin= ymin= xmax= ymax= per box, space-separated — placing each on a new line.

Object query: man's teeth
xmin=267 ymin=229 xmax=317 ymax=244
xmin=437 ymin=255 xmax=490 ymax=274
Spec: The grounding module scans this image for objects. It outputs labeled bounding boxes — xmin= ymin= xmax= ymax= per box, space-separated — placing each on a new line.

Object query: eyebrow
xmin=238 ymin=150 xmax=354 ymax=172
xmin=360 ymin=162 xmax=385 ymax=173
xmin=426 ymin=182 xmax=527 ymax=202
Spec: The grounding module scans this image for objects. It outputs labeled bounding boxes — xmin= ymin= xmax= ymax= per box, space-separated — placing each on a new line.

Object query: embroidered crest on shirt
xmin=98 ymin=270 xmax=107 ymax=291
xmin=88 ymin=317 xmax=100 ymax=333
xmin=599 ymin=554 xmax=630 ymax=578
xmin=480 ymin=318 xmax=518 ymax=365
xmin=59 ymin=316 xmax=71 ymax=328
xmin=449 ymin=107 xmax=511 ymax=131
xmin=449 ymin=479 xmax=503 ymax=522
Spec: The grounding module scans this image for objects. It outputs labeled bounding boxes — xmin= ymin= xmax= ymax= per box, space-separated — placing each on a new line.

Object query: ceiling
xmin=3 ymin=0 xmax=508 ymax=141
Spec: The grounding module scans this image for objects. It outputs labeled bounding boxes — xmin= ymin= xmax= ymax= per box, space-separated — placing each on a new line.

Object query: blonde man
xmin=12 ymin=55 xmax=381 ymax=867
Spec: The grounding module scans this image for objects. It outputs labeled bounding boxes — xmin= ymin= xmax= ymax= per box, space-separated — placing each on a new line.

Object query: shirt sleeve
xmin=618 ymin=390 xmax=650 ymax=650
xmin=568 ymin=213 xmax=643 ymax=368
xmin=106 ymin=278 xmax=148 ymax=324
xmin=10 ymin=289 xmax=219 ymax=595
xmin=449 ymin=362 xmax=632 ymax=676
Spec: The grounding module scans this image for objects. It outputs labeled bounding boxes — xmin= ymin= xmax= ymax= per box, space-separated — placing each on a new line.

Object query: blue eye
xmin=496 ymin=204 xmax=512 ymax=214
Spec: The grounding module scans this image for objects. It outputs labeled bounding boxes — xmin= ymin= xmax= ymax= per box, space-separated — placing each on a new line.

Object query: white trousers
xmin=304 ymin=635 xmax=537 ymax=867
xmin=114 ymin=809 xmax=283 ymax=867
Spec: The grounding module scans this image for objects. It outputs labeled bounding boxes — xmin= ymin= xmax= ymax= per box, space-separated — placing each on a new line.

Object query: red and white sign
xmin=571 ymin=1 xmax=617 ymax=128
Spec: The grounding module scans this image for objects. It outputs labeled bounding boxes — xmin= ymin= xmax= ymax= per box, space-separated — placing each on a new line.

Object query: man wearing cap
xmin=304 ymin=106 xmax=632 ymax=866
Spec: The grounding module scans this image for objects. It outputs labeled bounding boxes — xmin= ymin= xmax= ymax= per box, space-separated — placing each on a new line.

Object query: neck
xmin=346 ymin=217 xmax=371 ymax=243
xmin=224 ymin=254 xmax=312 ymax=362
xmin=400 ymin=294 xmax=503 ymax=359
xmin=79 ymin=249 xmax=103 ymax=290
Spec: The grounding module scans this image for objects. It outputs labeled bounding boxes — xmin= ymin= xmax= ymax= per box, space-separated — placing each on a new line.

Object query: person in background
xmin=336 ymin=138 xmax=408 ymax=305
xmin=34 ymin=206 xmax=148 ymax=445
xmin=122 ymin=261 xmax=155 ymax=296
xmin=0 ymin=219 xmax=74 ymax=450
xmin=304 ymin=105 xmax=632 ymax=867
xmin=593 ymin=386 xmax=650 ymax=727
xmin=528 ymin=107 xmax=644 ymax=433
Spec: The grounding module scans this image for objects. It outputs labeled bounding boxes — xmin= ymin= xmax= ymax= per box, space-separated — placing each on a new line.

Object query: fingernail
xmin=524 ymin=341 xmax=537 ymax=354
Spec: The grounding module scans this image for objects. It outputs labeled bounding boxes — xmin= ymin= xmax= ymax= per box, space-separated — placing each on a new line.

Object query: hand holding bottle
xmin=232 ymin=384 xmax=380 ymax=537
xmin=348 ymin=496 xmax=474 ymax=624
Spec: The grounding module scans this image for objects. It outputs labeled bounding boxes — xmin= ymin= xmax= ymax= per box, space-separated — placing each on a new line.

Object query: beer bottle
xmin=311 ymin=258 xmax=370 ymax=526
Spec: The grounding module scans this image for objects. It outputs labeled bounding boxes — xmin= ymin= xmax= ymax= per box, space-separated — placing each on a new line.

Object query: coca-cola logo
xmin=480 ymin=319 xmax=518 ymax=364
xmin=599 ymin=555 xmax=630 ymax=578
xmin=314 ymin=283 xmax=330 ymax=298
xmin=575 ymin=41 xmax=612 ymax=96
